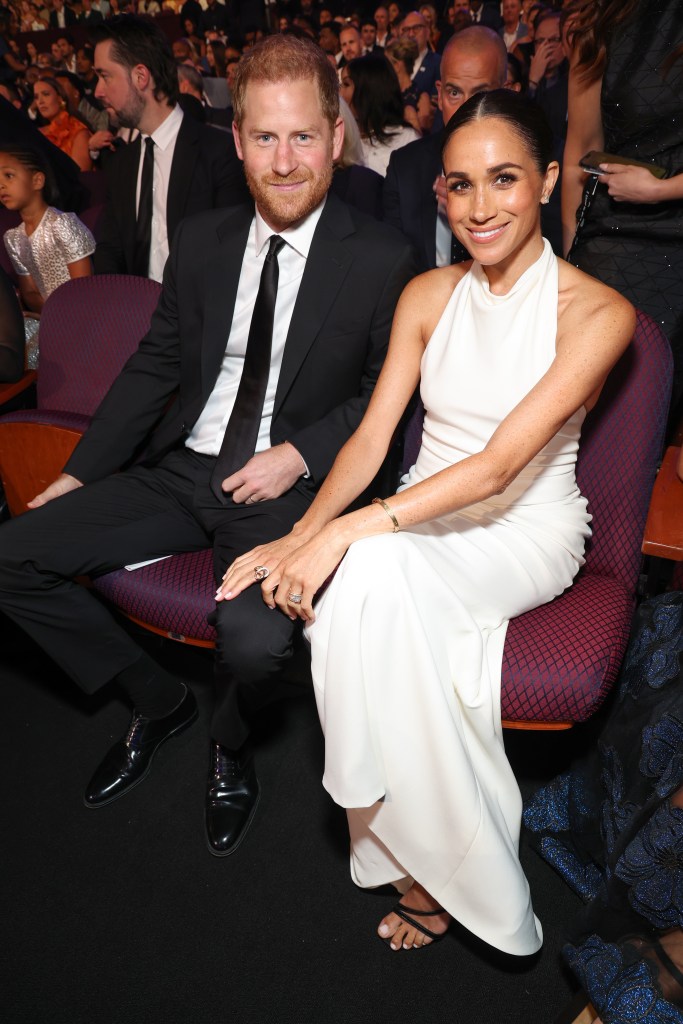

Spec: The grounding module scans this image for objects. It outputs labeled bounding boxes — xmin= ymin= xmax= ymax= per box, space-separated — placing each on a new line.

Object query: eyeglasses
xmin=401 ymin=23 xmax=425 ymax=34
xmin=535 ymin=35 xmax=561 ymax=45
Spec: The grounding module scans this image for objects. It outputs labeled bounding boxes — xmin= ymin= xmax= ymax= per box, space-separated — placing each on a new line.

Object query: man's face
xmin=93 ymin=39 xmax=145 ymax=129
xmin=400 ymin=13 xmax=429 ymax=53
xmin=58 ymin=37 xmax=73 ymax=59
xmin=340 ymin=27 xmax=361 ymax=61
xmin=437 ymin=42 xmax=505 ymax=124
xmin=36 ymin=52 xmax=51 ymax=68
xmin=534 ymin=16 xmax=564 ymax=74
xmin=502 ymin=0 xmax=521 ymax=23
xmin=172 ymin=39 xmax=191 ymax=61
xmin=51 ymin=41 xmax=62 ymax=62
xmin=453 ymin=0 xmax=470 ymax=12
xmin=76 ymin=48 xmax=92 ymax=75
xmin=374 ymin=6 xmax=388 ymax=31
xmin=318 ymin=26 xmax=339 ymax=55
xmin=361 ymin=23 xmax=376 ymax=47
xmin=319 ymin=7 xmax=332 ymax=25
xmin=233 ymin=78 xmax=343 ymax=233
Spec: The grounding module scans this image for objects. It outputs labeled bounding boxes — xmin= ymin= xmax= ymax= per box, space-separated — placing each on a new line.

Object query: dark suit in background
xmin=93 ymin=114 xmax=249 ymax=275
xmin=0 ymin=195 xmax=416 ymax=744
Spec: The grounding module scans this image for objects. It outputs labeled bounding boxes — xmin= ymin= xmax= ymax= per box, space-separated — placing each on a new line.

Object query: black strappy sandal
xmin=386 ymin=902 xmax=448 ymax=946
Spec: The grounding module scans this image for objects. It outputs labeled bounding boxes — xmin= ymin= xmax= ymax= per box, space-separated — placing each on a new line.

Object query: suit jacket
xmin=93 ymin=112 xmax=249 ymax=275
xmin=67 ymin=195 xmax=417 ymax=490
xmin=383 ymin=132 xmax=470 ymax=273
xmin=49 ymin=6 xmax=78 ymax=25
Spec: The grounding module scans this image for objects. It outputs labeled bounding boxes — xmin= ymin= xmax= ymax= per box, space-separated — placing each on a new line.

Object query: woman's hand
xmin=598 ymin=163 xmax=666 ymax=203
xmin=261 ymin=525 xmax=349 ymax=624
xmin=217 ymin=524 xmax=349 ymax=625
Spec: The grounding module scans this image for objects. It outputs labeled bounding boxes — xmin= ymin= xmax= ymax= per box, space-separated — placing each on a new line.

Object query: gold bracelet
xmin=372 ymin=496 xmax=400 ymax=533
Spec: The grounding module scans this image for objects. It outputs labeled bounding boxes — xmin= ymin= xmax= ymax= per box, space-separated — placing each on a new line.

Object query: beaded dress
xmin=307 ymin=240 xmax=591 ymax=955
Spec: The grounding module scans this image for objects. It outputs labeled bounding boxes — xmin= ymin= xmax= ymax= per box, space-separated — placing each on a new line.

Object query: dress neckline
xmin=470 ymin=238 xmax=554 ymax=306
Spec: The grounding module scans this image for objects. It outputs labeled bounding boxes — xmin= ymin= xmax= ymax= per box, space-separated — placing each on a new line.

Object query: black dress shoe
xmin=84 ymin=689 xmax=197 ymax=808
xmin=205 ymin=740 xmax=260 ymax=857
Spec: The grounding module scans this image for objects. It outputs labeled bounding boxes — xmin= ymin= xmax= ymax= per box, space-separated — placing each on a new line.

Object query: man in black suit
xmin=383 ymin=26 xmax=507 ymax=273
xmin=91 ymin=16 xmax=248 ymax=281
xmin=0 ymin=35 xmax=415 ymax=857
xmin=49 ymin=0 xmax=77 ymax=28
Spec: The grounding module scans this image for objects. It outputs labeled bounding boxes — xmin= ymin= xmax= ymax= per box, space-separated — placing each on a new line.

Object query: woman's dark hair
xmin=345 ymin=55 xmax=408 ymax=142
xmin=441 ymin=89 xmax=555 ymax=174
xmin=566 ymin=0 xmax=640 ymax=83
xmin=90 ymin=14 xmax=179 ymax=105
xmin=0 ymin=144 xmax=60 ymax=205
xmin=208 ymin=39 xmax=227 ymax=78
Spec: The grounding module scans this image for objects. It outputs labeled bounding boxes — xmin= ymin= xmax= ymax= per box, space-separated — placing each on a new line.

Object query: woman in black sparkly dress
xmin=562 ymin=0 xmax=683 ymax=432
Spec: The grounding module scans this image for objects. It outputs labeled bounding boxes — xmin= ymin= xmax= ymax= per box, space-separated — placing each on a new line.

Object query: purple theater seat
xmin=94 ymin=313 xmax=672 ymax=729
xmin=0 ymin=275 xmax=162 ymax=515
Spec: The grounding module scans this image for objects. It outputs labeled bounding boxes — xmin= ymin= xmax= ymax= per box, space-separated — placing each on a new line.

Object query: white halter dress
xmin=306 ymin=240 xmax=591 ymax=955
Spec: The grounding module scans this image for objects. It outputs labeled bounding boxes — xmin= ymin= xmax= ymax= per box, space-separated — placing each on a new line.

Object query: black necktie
xmin=133 ymin=136 xmax=154 ymax=278
xmin=210 ymin=235 xmax=286 ymax=502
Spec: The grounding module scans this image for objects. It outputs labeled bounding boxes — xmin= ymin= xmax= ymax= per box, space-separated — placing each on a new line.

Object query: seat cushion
xmin=501 ymin=573 xmax=634 ymax=724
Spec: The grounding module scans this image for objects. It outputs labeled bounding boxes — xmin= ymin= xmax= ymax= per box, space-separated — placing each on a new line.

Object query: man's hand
xmin=598 ymin=164 xmax=666 ymax=204
xmin=27 ymin=473 xmax=83 ymax=509
xmin=89 ymin=130 xmax=116 ymax=154
xmin=433 ymin=172 xmax=448 ymax=216
xmin=219 ymin=442 xmax=306 ymax=504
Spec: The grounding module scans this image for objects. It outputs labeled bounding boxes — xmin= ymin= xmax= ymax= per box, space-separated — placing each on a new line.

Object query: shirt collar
xmin=145 ymin=104 xmax=183 ymax=151
xmin=254 ymin=197 xmax=327 ymax=260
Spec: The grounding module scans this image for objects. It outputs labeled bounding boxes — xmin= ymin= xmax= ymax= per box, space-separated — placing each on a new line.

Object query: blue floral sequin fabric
xmin=524 ymin=592 xmax=683 ymax=1017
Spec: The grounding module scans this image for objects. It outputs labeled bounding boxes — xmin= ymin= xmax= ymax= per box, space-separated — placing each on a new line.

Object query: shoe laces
xmin=125 ymin=714 xmax=146 ymax=749
xmin=212 ymin=744 xmax=243 ymax=779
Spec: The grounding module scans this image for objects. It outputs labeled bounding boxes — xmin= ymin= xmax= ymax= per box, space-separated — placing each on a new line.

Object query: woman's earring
xmin=541 ymin=194 xmax=550 ymax=204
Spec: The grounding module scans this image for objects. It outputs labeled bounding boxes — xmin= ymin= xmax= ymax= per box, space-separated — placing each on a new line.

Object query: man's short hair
xmin=55 ymin=69 xmax=86 ymax=98
xmin=442 ymin=25 xmax=508 ymax=84
xmin=90 ymin=14 xmax=179 ymax=105
xmin=177 ymin=62 xmax=204 ymax=98
xmin=232 ymin=34 xmax=339 ymax=129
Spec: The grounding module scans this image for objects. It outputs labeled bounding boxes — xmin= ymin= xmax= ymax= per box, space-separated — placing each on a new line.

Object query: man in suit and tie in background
xmin=0 ymin=35 xmax=415 ymax=859
xmin=91 ymin=15 xmax=248 ymax=281
xmin=383 ymin=26 xmax=507 ymax=273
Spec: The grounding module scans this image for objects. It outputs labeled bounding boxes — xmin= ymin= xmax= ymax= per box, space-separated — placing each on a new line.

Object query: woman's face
xmin=33 ymin=80 xmax=63 ymax=121
xmin=388 ymin=3 xmax=400 ymax=22
xmin=26 ymin=41 xmax=37 ymax=60
xmin=420 ymin=5 xmax=434 ymax=28
xmin=443 ymin=116 xmax=557 ymax=272
xmin=206 ymin=45 xmax=215 ymax=67
xmin=339 ymin=73 xmax=355 ymax=111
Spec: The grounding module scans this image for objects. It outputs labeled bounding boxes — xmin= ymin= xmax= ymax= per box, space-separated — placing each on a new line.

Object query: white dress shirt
xmin=136 ymin=104 xmax=183 ymax=283
xmin=186 ymin=201 xmax=326 ymax=459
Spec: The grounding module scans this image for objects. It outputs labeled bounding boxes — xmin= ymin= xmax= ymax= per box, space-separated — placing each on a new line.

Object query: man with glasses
xmin=400 ymin=11 xmax=440 ymax=103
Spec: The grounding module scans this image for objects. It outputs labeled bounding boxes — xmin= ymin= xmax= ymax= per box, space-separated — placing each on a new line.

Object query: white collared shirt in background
xmin=135 ymin=104 xmax=183 ymax=283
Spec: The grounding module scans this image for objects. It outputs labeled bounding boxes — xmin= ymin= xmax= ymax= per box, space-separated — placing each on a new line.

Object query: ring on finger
xmin=288 ymin=592 xmax=303 ymax=604
xmin=254 ymin=565 xmax=270 ymax=580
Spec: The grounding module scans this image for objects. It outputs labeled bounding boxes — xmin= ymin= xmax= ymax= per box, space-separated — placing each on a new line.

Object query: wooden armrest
xmin=642 ymin=446 xmax=683 ymax=560
xmin=0 ymin=420 xmax=83 ymax=516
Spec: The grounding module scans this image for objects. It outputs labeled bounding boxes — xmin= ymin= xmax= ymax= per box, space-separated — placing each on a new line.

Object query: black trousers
xmin=0 ymin=447 xmax=312 ymax=748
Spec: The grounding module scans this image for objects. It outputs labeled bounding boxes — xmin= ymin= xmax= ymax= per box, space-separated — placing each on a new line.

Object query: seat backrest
xmin=402 ymin=310 xmax=672 ymax=590
xmin=36 ymin=274 xmax=162 ymax=416
xmin=577 ymin=310 xmax=671 ymax=585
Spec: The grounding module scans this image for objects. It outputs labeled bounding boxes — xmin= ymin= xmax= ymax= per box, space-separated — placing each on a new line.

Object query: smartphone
xmin=580 ymin=150 xmax=667 ymax=179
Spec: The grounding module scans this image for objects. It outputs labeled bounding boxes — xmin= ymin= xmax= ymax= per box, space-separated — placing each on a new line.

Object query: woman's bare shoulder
xmin=557 ymin=257 xmax=636 ymax=341
xmin=398 ymin=261 xmax=473 ymax=339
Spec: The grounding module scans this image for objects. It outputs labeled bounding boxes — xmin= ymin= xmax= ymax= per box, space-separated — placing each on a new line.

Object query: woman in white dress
xmin=218 ymin=91 xmax=635 ymax=954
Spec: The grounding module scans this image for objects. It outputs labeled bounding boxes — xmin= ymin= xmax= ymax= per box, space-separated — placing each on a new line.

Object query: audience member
xmin=55 ymin=33 xmax=77 ymax=73
xmin=374 ymin=5 xmax=392 ymax=47
xmin=399 ymin=9 xmax=440 ymax=110
xmin=34 ymin=76 xmax=93 ymax=171
xmin=0 ymin=33 xmax=415 ymax=863
xmin=341 ymin=55 xmax=420 ymax=177
xmin=360 ymin=19 xmax=380 ymax=54
xmin=79 ymin=0 xmax=104 ymax=24
xmin=90 ymin=15 xmax=247 ymax=280
xmin=177 ymin=61 xmax=230 ymax=129
xmin=0 ymin=145 xmax=94 ymax=315
xmin=562 ymin=0 xmax=683 ymax=432
xmin=469 ymin=0 xmax=502 ymax=30
xmin=54 ymin=69 xmax=109 ymax=132
xmin=329 ymin=94 xmax=384 ymax=219
xmin=385 ymin=36 xmax=431 ymax=135
xmin=383 ymin=25 xmax=507 ymax=271
xmin=75 ymin=44 xmax=98 ymax=97
xmin=48 ymin=0 xmax=77 ymax=27
xmin=339 ymin=24 xmax=362 ymax=67
xmin=499 ymin=0 xmax=527 ymax=49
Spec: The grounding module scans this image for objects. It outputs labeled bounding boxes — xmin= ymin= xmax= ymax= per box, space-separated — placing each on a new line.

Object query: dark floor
xmin=2 ymin=616 xmax=593 ymax=1024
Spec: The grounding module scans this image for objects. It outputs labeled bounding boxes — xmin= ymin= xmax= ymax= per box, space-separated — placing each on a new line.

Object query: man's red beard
xmin=244 ymin=163 xmax=333 ymax=231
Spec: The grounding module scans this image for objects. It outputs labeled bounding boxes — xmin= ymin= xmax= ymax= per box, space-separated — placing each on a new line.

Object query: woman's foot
xmin=377 ymin=881 xmax=451 ymax=950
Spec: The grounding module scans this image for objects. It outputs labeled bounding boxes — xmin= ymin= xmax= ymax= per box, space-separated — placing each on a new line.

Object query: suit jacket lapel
xmin=273 ymin=195 xmax=355 ymax=418
xmin=117 ymin=137 xmax=141 ymax=269
xmin=167 ymin=116 xmax=199 ymax=240
xmin=200 ymin=204 xmax=253 ymax=397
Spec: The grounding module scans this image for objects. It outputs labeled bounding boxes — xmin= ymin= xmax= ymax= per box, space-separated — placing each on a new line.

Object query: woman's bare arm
xmin=562 ymin=57 xmax=603 ymax=256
